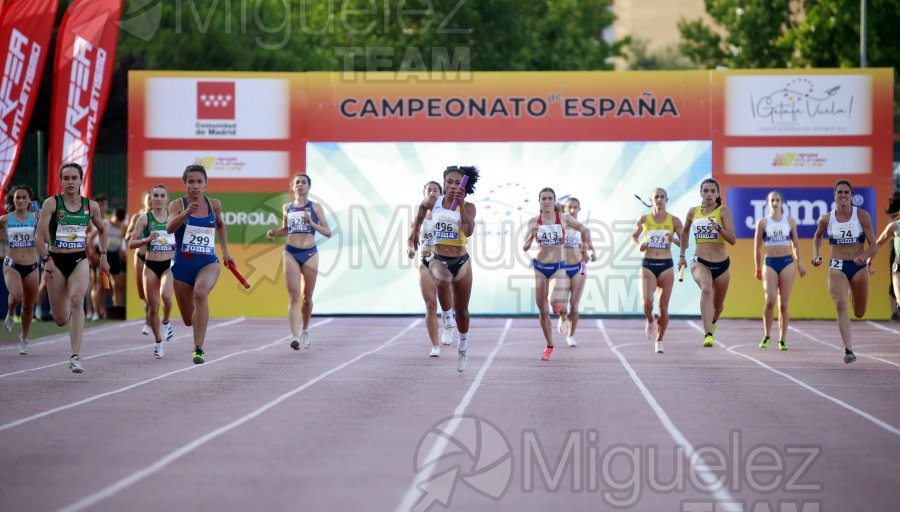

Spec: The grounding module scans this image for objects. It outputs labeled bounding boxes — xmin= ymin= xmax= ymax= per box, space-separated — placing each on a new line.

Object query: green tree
xmin=678 ymin=0 xmax=899 ymax=129
xmin=116 ymin=0 xmax=624 ymax=72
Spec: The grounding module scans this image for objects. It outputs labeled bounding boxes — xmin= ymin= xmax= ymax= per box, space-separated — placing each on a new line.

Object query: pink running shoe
xmin=540 ymin=346 xmax=554 ymax=361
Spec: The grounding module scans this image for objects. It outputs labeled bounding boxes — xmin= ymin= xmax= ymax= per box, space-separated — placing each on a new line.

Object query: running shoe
xmin=702 ymin=334 xmax=715 ymax=348
xmin=163 ymin=322 xmax=174 ymax=342
xmin=69 ymin=355 xmax=84 ymax=373
xmin=645 ymin=319 xmax=656 ymax=340
xmin=456 ymin=350 xmax=467 ymax=372
xmin=540 ymin=346 xmax=554 ymax=361
xmin=13 ymin=314 xmax=21 ymax=324
xmin=89 ymin=313 xmax=100 ymax=322
xmin=429 ymin=346 xmax=440 ymax=357
xmin=18 ymin=336 xmax=27 ymax=355
xmin=758 ymin=336 xmax=770 ymax=348
xmin=290 ymin=338 xmax=300 ymax=350
xmin=192 ymin=348 xmax=205 ymax=364
xmin=655 ymin=341 xmax=663 ymax=354
xmin=778 ymin=340 xmax=788 ymax=351
xmin=441 ymin=322 xmax=456 ymax=346
xmin=141 ymin=323 xmax=150 ymax=335
xmin=301 ymin=331 xmax=311 ymax=349
xmin=566 ymin=336 xmax=577 ymax=347
xmin=3 ymin=314 xmax=13 ymax=332
xmin=711 ymin=322 xmax=718 ymax=334
xmin=154 ymin=342 xmax=164 ymax=359
xmin=843 ymin=349 xmax=856 ymax=364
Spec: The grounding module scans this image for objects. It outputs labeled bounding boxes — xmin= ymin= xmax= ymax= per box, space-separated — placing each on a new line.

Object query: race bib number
xmin=831 ymin=221 xmax=860 ymax=245
xmin=432 ymin=214 xmax=460 ymax=241
xmin=694 ymin=217 xmax=719 ymax=241
xmin=420 ymin=219 xmax=437 ymax=249
xmin=537 ymin=224 xmax=563 ymax=246
xmin=646 ymin=229 xmax=669 ymax=249
xmin=148 ymin=230 xmax=174 ymax=252
xmin=830 ymin=259 xmax=843 ymax=270
xmin=182 ymin=225 xmax=215 ymax=255
xmin=564 ymin=230 xmax=582 ymax=249
xmin=287 ymin=210 xmax=312 ymax=234
xmin=7 ymin=226 xmax=35 ymax=248
xmin=54 ymin=225 xmax=87 ymax=249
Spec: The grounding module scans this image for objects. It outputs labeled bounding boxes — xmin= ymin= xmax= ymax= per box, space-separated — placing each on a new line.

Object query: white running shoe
xmin=163 ymin=322 xmax=174 ymax=342
xmin=429 ymin=346 xmax=440 ymax=357
xmin=69 ymin=355 xmax=84 ymax=373
xmin=18 ymin=336 xmax=27 ymax=355
xmin=141 ymin=323 xmax=150 ymax=335
xmin=154 ymin=342 xmax=164 ymax=359
xmin=645 ymin=319 xmax=657 ymax=340
xmin=301 ymin=331 xmax=311 ymax=349
xmin=4 ymin=313 xmax=13 ymax=332
xmin=566 ymin=336 xmax=577 ymax=347
xmin=89 ymin=313 xmax=100 ymax=322
xmin=440 ymin=323 xmax=456 ymax=346
xmin=456 ymin=350 xmax=467 ymax=372
xmin=655 ymin=341 xmax=664 ymax=354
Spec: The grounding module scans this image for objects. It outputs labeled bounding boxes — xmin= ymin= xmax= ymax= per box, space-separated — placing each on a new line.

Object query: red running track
xmin=0 ymin=317 xmax=898 ymax=512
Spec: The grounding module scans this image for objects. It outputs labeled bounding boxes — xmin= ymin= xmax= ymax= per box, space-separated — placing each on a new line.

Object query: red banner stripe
xmin=47 ymin=0 xmax=122 ymax=198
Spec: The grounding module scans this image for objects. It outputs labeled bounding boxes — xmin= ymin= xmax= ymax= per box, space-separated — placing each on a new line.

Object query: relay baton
xmin=101 ymin=271 xmax=111 ymax=290
xmin=580 ymin=261 xmax=586 ymax=275
xmin=450 ymin=175 xmax=469 ymax=210
xmin=226 ymin=260 xmax=251 ymax=289
xmin=678 ymin=265 xmax=685 ymax=282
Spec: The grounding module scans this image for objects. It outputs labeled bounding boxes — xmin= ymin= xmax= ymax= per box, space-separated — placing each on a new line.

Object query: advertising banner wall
xmin=127 ymin=69 xmax=894 ymax=319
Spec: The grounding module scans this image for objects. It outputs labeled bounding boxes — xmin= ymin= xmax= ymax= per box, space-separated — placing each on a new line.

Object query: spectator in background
xmin=86 ymin=194 xmax=108 ymax=320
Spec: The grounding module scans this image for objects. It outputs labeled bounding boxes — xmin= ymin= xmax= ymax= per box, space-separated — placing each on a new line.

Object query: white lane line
xmin=866 ymin=321 xmax=900 ymax=335
xmin=0 ymin=318 xmax=246 ymax=379
xmin=395 ymin=319 xmax=513 ymax=512
xmin=0 ymin=320 xmax=145 ymax=352
xmin=57 ymin=318 xmax=418 ymax=512
xmin=687 ymin=322 xmax=900 ymax=436
xmin=598 ymin=320 xmax=738 ymax=506
xmin=789 ymin=325 xmax=900 ymax=368
xmin=0 ymin=318 xmax=263 ymax=432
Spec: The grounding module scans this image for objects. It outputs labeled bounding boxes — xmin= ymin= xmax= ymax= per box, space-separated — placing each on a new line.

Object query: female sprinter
xmin=523 ymin=188 xmax=594 ymax=361
xmin=129 ymin=184 xmax=176 ymax=358
xmin=406 ymin=180 xmax=455 ymax=357
xmin=1 ymin=186 xmax=40 ymax=354
xmin=125 ymin=191 xmax=151 ymax=332
xmin=167 ymin=164 xmax=233 ymax=364
xmin=630 ymin=188 xmax=683 ymax=353
xmin=555 ymin=197 xmax=595 ymax=348
xmin=679 ymin=178 xmax=736 ymax=348
xmin=814 ymin=179 xmax=876 ymax=364
xmin=35 ymin=163 xmax=111 ymax=373
xmin=413 ymin=166 xmax=480 ymax=372
xmin=266 ymin=173 xmax=331 ymax=350
xmin=753 ymin=190 xmax=806 ymax=350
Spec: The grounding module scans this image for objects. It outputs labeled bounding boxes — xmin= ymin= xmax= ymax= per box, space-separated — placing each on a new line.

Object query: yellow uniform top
xmin=692 ymin=204 xmax=724 ymax=244
xmin=642 ymin=212 xmax=675 ymax=250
